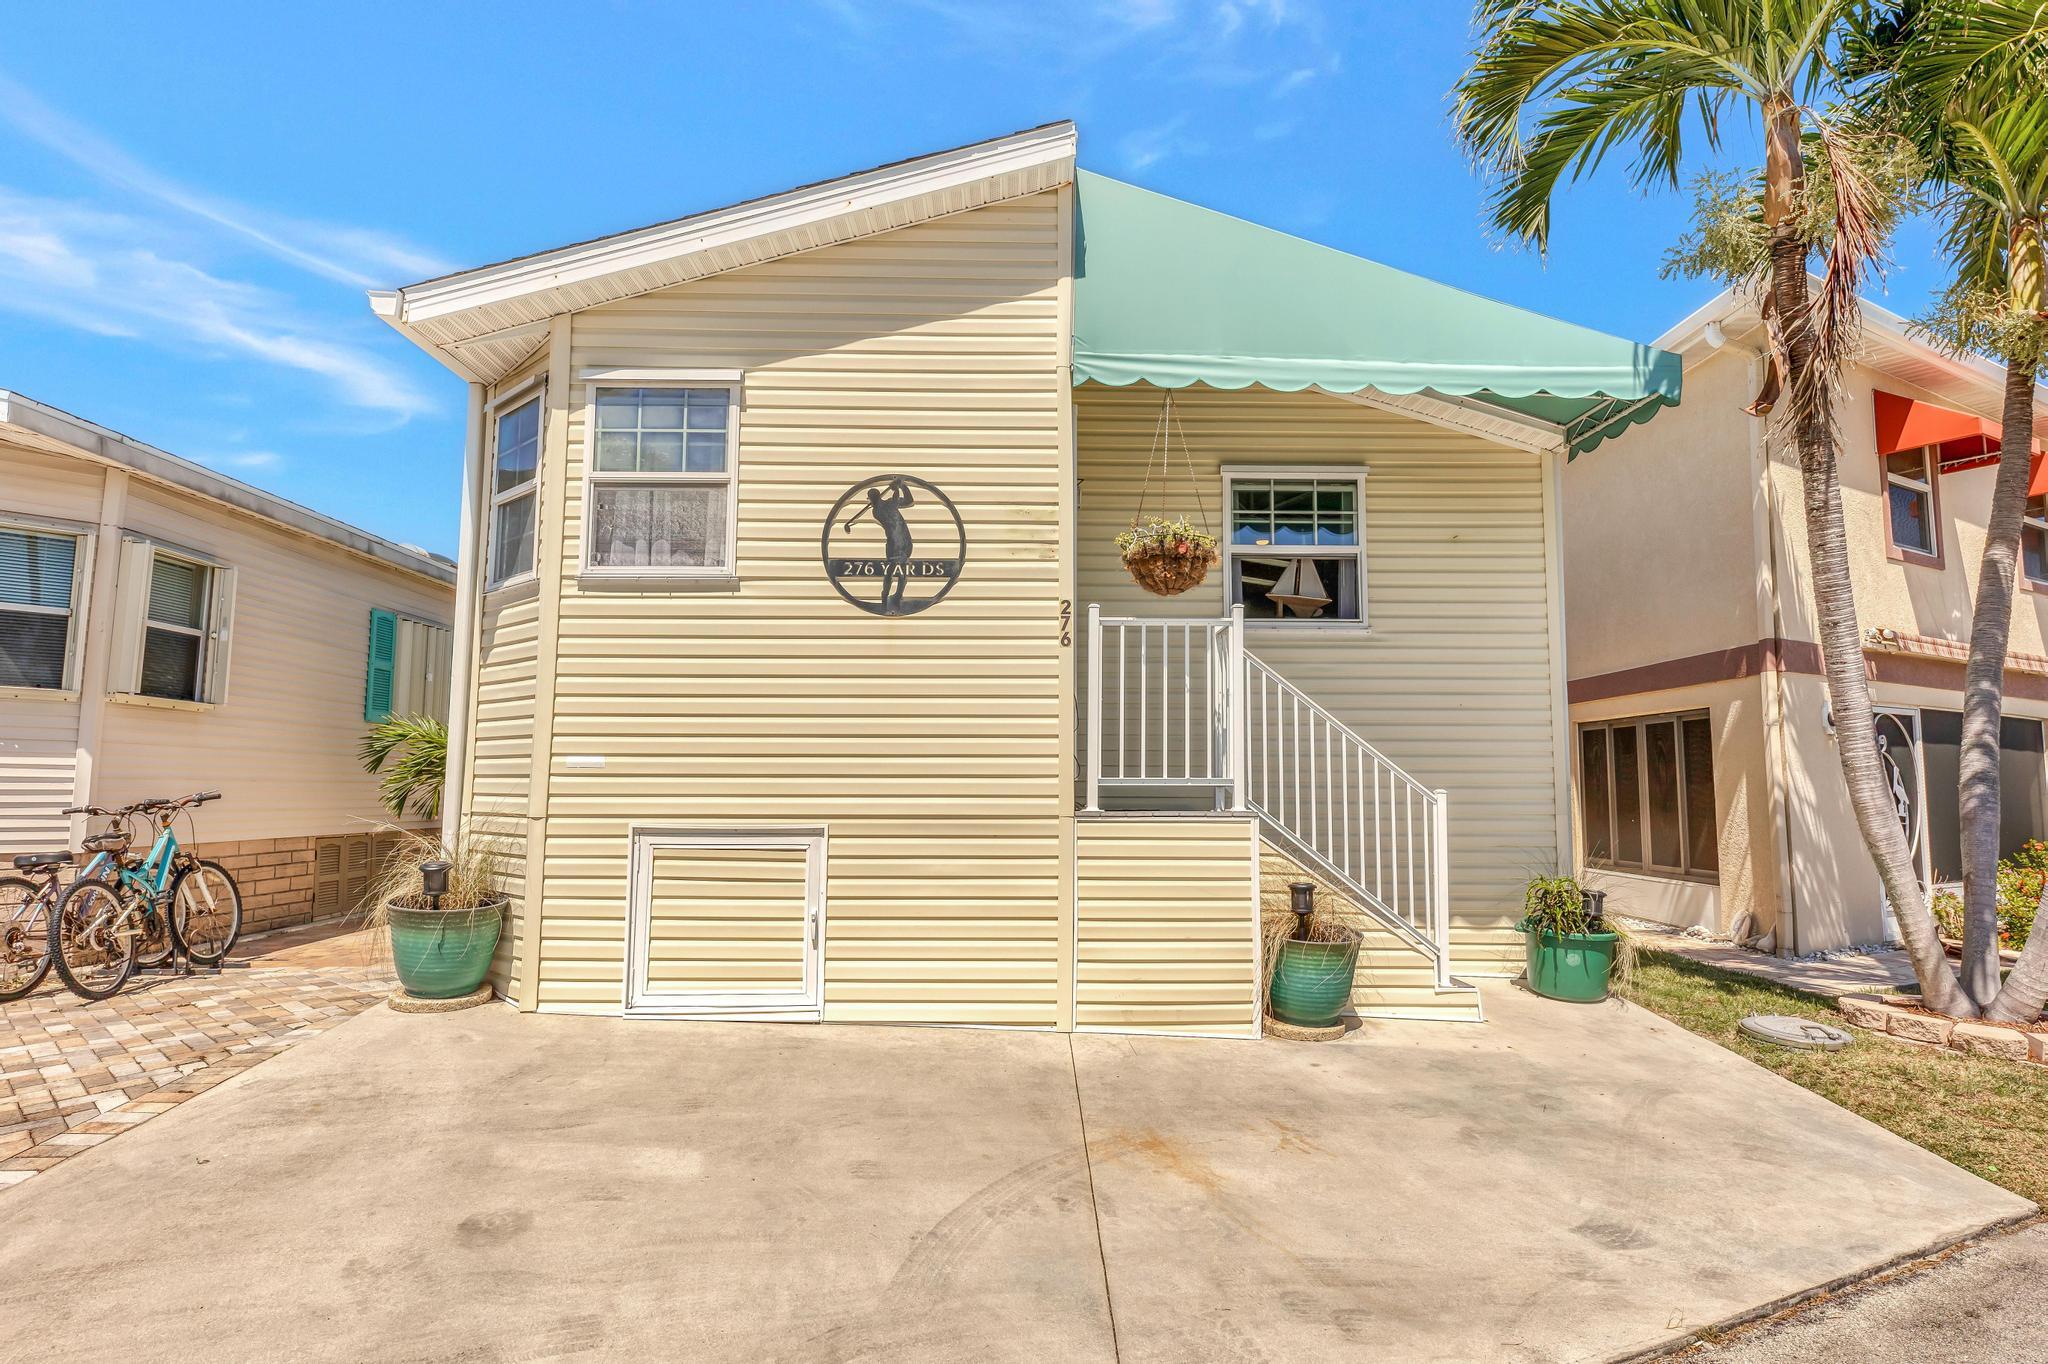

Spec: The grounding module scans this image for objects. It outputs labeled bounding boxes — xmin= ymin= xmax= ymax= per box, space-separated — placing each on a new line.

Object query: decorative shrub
xmin=1523 ymin=874 xmax=1600 ymax=935
xmin=1931 ymin=853 xmax=2044 ymax=949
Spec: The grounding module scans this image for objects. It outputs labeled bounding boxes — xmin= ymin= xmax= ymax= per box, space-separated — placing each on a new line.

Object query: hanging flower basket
xmin=1118 ymin=516 xmax=1220 ymax=597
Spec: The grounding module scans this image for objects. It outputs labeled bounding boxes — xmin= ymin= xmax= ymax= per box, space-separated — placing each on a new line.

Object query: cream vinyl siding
xmin=470 ymin=589 xmax=539 ymax=1001
xmin=0 ymin=444 xmax=100 ymax=854
xmin=1078 ymin=384 xmax=1557 ymax=974
xmin=642 ymin=842 xmax=810 ymax=995
xmin=1075 ymin=816 xmax=1260 ymax=1037
xmin=92 ymin=481 xmax=450 ymax=839
xmin=534 ymin=193 xmax=1066 ymax=1021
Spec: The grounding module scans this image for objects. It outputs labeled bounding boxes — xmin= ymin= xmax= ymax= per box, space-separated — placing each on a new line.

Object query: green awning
xmin=1071 ymin=172 xmax=1681 ymax=456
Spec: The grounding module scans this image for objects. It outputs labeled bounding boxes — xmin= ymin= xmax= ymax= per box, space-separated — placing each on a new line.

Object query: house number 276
xmin=1059 ymin=599 xmax=1072 ymax=647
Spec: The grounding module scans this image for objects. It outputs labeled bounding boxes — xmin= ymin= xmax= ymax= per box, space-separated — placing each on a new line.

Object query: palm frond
xmin=357 ymin=713 xmax=449 ymax=822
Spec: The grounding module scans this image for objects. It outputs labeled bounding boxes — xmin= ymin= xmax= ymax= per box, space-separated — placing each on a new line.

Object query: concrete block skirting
xmin=1839 ymin=993 xmax=2048 ymax=1067
xmin=190 ymin=837 xmax=319 ymax=937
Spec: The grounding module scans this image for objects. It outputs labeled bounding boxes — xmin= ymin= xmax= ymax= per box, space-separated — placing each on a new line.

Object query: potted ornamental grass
xmin=1116 ymin=516 xmax=1220 ymax=597
xmin=1520 ymin=874 xmax=1629 ymax=1003
xmin=364 ymin=825 xmax=507 ymax=1001
xmin=1263 ymin=880 xmax=1364 ymax=1032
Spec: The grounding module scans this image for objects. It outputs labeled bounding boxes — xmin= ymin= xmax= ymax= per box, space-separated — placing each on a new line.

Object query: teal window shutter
xmin=364 ymin=608 xmax=397 ymax=721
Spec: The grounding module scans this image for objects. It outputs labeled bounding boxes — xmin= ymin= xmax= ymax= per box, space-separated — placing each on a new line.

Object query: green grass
xmin=1619 ymin=950 xmax=2048 ymax=1206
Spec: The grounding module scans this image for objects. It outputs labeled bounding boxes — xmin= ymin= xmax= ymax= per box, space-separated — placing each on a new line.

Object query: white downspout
xmin=441 ymin=381 xmax=487 ymax=843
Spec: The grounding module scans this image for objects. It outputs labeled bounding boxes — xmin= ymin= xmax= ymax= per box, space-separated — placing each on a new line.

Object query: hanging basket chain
xmin=1119 ymin=389 xmax=1220 ymax=598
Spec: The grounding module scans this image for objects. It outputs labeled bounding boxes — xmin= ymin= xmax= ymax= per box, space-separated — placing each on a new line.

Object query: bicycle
xmin=0 ymin=803 xmax=177 ymax=1002
xmin=47 ymin=792 xmax=242 ymax=1001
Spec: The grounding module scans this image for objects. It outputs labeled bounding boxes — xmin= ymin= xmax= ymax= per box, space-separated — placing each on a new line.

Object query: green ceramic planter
xmin=387 ymin=898 xmax=504 ymax=999
xmin=1521 ymin=919 xmax=1620 ymax=1003
xmin=1267 ymin=932 xmax=1361 ymax=1028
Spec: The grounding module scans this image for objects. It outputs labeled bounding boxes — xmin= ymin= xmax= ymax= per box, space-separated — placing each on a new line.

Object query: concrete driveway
xmin=0 ymin=982 xmax=2028 ymax=1364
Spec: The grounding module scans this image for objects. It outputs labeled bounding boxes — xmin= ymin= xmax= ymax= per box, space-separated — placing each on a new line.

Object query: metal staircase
xmin=1085 ymin=606 xmax=1468 ymax=996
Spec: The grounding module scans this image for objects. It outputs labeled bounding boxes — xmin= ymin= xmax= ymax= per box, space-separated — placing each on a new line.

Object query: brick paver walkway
xmin=0 ymin=921 xmax=389 ymax=1192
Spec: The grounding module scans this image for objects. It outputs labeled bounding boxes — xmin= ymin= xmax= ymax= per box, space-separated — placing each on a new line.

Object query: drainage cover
xmin=1739 ymin=1015 xmax=1853 ymax=1051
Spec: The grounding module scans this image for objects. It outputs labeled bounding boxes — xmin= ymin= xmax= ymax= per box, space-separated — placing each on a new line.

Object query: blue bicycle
xmin=48 ymin=791 xmax=242 ymax=1000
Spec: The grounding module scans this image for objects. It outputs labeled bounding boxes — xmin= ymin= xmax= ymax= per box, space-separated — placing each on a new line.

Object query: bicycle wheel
xmin=0 ymin=876 xmax=53 ymax=1001
xmin=49 ymin=878 xmax=139 ymax=1001
xmin=169 ymin=860 xmax=242 ymax=966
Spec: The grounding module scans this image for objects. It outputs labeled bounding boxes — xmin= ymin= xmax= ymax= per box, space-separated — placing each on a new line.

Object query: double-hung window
xmin=1580 ymin=712 xmax=1718 ymax=880
xmin=1222 ymin=467 xmax=1366 ymax=625
xmin=0 ymin=521 xmax=86 ymax=691
xmin=139 ymin=551 xmax=213 ymax=701
xmin=2025 ymin=494 xmax=2048 ymax=588
xmin=108 ymin=539 xmax=235 ymax=705
xmin=1883 ymin=446 xmax=1939 ymax=563
xmin=585 ymin=383 xmax=738 ymax=576
xmin=488 ymin=392 xmax=543 ymax=589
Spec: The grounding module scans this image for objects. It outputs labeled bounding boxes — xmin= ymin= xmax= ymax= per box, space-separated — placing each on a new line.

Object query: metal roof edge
xmin=0 ymin=390 xmax=456 ymax=586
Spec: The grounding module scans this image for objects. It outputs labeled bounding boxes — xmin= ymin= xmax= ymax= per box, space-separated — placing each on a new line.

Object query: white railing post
xmin=1227 ymin=604 xmax=1248 ymax=811
xmin=1431 ymin=788 xmax=1452 ymax=989
xmin=1085 ymin=605 xmax=1103 ymax=813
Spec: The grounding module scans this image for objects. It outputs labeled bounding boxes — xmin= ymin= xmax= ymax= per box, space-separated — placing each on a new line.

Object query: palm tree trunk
xmin=1957 ymin=376 xmax=2034 ymax=1006
xmin=1986 ymin=358 xmax=2047 ymax=1023
xmin=1760 ymin=101 xmax=1972 ymax=1016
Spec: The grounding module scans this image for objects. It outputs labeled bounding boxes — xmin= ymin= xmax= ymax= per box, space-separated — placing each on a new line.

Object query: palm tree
xmin=1879 ymin=2 xmax=2048 ymax=1019
xmin=359 ymin=713 xmax=448 ymax=822
xmin=1453 ymin=0 xmax=1975 ymax=1016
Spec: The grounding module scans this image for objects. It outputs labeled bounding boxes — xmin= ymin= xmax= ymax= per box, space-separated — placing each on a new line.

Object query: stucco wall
xmin=1562 ymin=346 xmax=1762 ymax=680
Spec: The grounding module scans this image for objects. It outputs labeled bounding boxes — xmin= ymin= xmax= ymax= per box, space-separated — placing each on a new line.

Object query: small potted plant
xmin=1264 ymin=881 xmax=1362 ymax=1032
xmin=1116 ymin=515 xmax=1220 ymax=597
xmin=367 ymin=826 xmax=506 ymax=1002
xmin=1520 ymin=874 xmax=1626 ymax=1002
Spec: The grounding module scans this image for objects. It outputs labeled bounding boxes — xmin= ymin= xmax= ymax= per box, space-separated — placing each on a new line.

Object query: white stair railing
xmin=1243 ymin=655 xmax=1452 ymax=985
xmin=1083 ymin=604 xmax=1452 ymax=988
xmin=1085 ymin=605 xmax=1246 ymax=812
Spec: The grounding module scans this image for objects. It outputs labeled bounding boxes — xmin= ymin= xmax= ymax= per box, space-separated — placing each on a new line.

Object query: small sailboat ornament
xmin=1268 ymin=558 xmax=1331 ymax=617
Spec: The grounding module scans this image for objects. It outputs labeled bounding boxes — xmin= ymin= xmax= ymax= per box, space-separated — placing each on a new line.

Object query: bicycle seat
xmin=12 ymin=852 xmax=68 ymax=870
xmin=81 ymin=831 xmax=130 ymax=853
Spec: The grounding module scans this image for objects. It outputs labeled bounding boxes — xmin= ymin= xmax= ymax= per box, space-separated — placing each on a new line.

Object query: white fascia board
xmin=391 ymin=121 xmax=1078 ymax=328
xmin=0 ymin=391 xmax=456 ymax=585
xmin=1656 ymin=284 xmax=2044 ymax=421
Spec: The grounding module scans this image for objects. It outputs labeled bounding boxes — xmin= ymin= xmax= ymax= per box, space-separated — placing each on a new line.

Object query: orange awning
xmin=1876 ymin=390 xmax=2043 ymax=488
xmin=1874 ymin=389 xmax=2000 ymax=455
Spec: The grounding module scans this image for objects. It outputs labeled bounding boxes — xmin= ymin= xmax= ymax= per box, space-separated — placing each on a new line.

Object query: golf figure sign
xmin=822 ymin=475 xmax=966 ymax=617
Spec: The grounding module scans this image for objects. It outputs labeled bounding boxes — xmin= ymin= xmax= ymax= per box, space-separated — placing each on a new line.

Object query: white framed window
xmin=1883 ymin=446 xmax=1940 ymax=563
xmin=583 ymin=379 xmax=740 ymax=577
xmin=0 ymin=519 xmax=90 ymax=692
xmin=1579 ymin=711 xmax=1718 ymax=881
xmin=1221 ymin=466 xmax=1367 ymax=626
xmin=487 ymin=389 xmax=544 ymax=590
xmin=2025 ymin=494 xmax=2048 ymax=587
xmin=108 ymin=539 xmax=236 ymax=705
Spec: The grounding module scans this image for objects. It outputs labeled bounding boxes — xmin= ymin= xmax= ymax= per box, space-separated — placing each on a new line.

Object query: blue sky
xmin=0 ymin=1 xmax=1953 ymax=557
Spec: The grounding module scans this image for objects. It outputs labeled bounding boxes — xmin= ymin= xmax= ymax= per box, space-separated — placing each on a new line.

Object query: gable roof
xmin=371 ymin=122 xmax=1079 ymax=383
xmin=0 ymin=390 xmax=455 ymax=586
xmin=1069 ymin=172 xmax=1682 ymax=456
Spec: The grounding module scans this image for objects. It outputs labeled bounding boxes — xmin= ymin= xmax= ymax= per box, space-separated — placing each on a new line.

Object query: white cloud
xmin=197 ymin=449 xmax=283 ymax=471
xmin=0 ymin=73 xmax=450 ymax=288
xmin=1118 ymin=117 xmax=1207 ymax=172
xmin=0 ymin=188 xmax=434 ymax=420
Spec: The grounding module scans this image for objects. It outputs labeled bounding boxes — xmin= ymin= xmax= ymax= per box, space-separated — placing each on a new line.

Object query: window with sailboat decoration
xmin=1223 ymin=470 xmax=1365 ymax=624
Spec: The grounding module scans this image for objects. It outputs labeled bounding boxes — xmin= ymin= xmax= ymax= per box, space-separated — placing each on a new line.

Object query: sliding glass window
xmin=1579 ymin=712 xmax=1718 ymax=881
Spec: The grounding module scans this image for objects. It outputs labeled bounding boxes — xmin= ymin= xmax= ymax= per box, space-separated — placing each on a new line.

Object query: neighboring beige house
xmin=0 ymin=392 xmax=456 ymax=933
xmin=1566 ymin=289 xmax=2048 ymax=954
xmin=370 ymin=122 xmax=1680 ymax=1033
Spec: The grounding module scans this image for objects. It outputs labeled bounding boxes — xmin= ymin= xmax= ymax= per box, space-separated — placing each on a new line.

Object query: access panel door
xmin=626 ymin=829 xmax=824 ymax=1020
